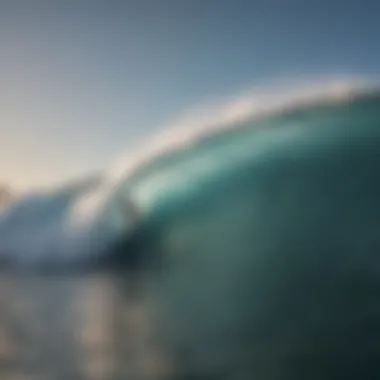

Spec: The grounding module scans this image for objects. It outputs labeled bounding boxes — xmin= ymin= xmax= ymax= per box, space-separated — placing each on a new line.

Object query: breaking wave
xmin=0 ymin=77 xmax=377 ymax=269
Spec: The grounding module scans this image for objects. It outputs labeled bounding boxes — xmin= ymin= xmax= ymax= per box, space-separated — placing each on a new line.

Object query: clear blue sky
xmin=1 ymin=1 xmax=379 ymax=191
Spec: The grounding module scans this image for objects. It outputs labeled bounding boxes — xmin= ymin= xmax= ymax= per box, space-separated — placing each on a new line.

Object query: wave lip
xmin=109 ymin=77 xmax=372 ymax=184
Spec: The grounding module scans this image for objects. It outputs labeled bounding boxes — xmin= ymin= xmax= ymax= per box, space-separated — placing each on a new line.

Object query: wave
xmin=0 ymin=77 xmax=378 ymax=269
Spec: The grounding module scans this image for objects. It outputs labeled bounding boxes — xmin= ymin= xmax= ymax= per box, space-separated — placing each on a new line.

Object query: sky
xmin=1 ymin=0 xmax=380 ymax=192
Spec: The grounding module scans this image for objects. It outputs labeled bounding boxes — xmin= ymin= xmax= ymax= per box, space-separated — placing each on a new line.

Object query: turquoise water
xmin=128 ymin=93 xmax=380 ymax=379
xmin=133 ymin=93 xmax=380 ymax=225
xmin=1 ymin=93 xmax=380 ymax=379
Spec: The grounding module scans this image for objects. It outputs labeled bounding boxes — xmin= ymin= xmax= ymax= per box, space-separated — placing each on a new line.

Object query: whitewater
xmin=0 ymin=77 xmax=376 ymax=269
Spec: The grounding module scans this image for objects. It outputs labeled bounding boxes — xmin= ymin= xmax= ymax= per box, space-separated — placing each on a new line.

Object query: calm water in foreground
xmin=0 ymin=271 xmax=158 ymax=380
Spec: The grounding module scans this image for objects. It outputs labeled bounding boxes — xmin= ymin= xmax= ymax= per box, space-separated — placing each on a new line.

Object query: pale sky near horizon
xmin=1 ymin=1 xmax=380 ymax=192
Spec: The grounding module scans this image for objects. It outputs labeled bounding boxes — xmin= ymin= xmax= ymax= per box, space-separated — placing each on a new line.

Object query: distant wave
xmin=0 ymin=77 xmax=377 ymax=269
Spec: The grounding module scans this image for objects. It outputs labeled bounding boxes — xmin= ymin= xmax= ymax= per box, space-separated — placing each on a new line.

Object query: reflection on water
xmin=0 ymin=271 xmax=161 ymax=380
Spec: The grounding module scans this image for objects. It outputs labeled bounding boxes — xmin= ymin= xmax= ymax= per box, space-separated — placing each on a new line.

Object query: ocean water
xmin=1 ymin=83 xmax=380 ymax=379
xmin=0 ymin=271 xmax=157 ymax=380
